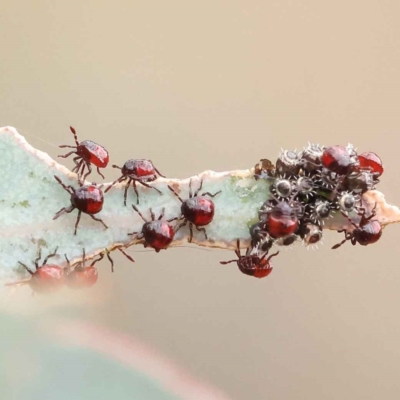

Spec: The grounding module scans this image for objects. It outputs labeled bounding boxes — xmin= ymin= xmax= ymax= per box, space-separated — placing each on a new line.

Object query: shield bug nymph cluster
xmin=8 ymin=125 xmax=386 ymax=291
xmin=230 ymin=142 xmax=384 ymax=280
xmin=9 ymin=126 xmax=224 ymax=292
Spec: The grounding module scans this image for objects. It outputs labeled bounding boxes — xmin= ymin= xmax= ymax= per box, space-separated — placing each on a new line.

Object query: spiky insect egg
xmin=302 ymin=223 xmax=323 ymax=245
xmin=270 ymin=178 xmax=294 ymax=200
xmin=338 ymin=192 xmax=360 ymax=214
xmin=301 ymin=143 xmax=324 ymax=173
xmin=276 ymin=150 xmax=301 ymax=176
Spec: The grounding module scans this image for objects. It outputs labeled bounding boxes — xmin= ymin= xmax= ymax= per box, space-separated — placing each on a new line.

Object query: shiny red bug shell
xmin=238 ymin=256 xmax=273 ymax=279
xmin=142 ymin=221 xmax=175 ymax=252
xmin=354 ymin=220 xmax=382 ymax=246
xmin=321 ymin=145 xmax=352 ymax=175
xmin=266 ymin=202 xmax=298 ymax=239
xmin=267 ymin=215 xmax=298 ymax=238
xmin=122 ymin=159 xmax=157 ymax=181
xmin=71 ymin=185 xmax=104 ymax=214
xmin=181 ymin=197 xmax=215 ymax=226
xmin=29 ymin=265 xmax=65 ymax=293
xmin=77 ymin=140 xmax=109 ymax=168
xmin=66 ymin=266 xmax=98 ymax=289
xmin=358 ymin=152 xmax=383 ymax=177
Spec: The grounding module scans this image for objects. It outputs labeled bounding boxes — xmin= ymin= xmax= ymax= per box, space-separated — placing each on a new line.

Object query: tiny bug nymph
xmin=332 ymin=204 xmax=382 ymax=249
xmin=65 ymin=247 xmax=135 ymax=288
xmin=167 ymin=178 xmax=221 ymax=243
xmin=358 ymin=151 xmax=384 ymax=178
xmin=259 ymin=200 xmax=300 ymax=239
xmin=220 ymin=239 xmax=279 ymax=279
xmin=129 ymin=205 xmax=178 ymax=252
xmin=53 ymin=176 xmax=108 ymax=235
xmin=15 ymin=247 xmax=65 ymax=293
xmin=58 ymin=126 xmax=109 ymax=181
xmin=321 ymin=145 xmax=358 ymax=176
xmin=105 ymin=159 xmax=164 ymax=205
xmin=64 ymin=249 xmax=100 ymax=289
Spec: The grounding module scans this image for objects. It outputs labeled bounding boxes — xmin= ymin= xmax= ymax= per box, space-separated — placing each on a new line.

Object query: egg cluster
xmin=225 ymin=143 xmax=384 ymax=279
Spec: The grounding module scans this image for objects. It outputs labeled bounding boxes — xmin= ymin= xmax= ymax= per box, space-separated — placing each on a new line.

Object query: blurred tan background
xmin=1 ymin=1 xmax=400 ymax=399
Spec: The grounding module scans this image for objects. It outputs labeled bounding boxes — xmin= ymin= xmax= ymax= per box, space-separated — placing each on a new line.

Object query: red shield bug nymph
xmin=53 ymin=176 xmax=108 ymax=235
xmin=64 ymin=250 xmax=99 ymax=289
xmin=58 ymin=126 xmax=109 ymax=182
xmin=358 ymin=151 xmax=384 ymax=178
xmin=65 ymin=247 xmax=134 ymax=288
xmin=129 ymin=206 xmax=178 ymax=252
xmin=13 ymin=247 xmax=65 ymax=293
xmin=220 ymin=239 xmax=279 ymax=279
xmin=259 ymin=200 xmax=299 ymax=239
xmin=321 ymin=145 xmax=358 ymax=176
xmin=168 ymin=178 xmax=221 ymax=243
xmin=332 ymin=204 xmax=382 ymax=249
xmin=105 ymin=159 xmax=165 ymax=205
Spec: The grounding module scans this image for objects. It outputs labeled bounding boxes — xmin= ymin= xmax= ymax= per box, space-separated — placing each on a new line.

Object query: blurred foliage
xmin=0 ymin=313 xmax=182 ymax=400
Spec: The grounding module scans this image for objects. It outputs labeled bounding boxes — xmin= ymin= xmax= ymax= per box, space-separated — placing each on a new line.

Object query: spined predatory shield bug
xmin=332 ymin=204 xmax=382 ymax=249
xmin=259 ymin=200 xmax=301 ymax=239
xmin=320 ymin=145 xmax=358 ymax=176
xmin=129 ymin=205 xmax=178 ymax=252
xmin=58 ymin=126 xmax=109 ymax=181
xmin=105 ymin=159 xmax=165 ymax=205
xmin=168 ymin=178 xmax=221 ymax=243
xmin=12 ymin=247 xmax=65 ymax=293
xmin=64 ymin=250 xmax=99 ymax=289
xmin=220 ymin=239 xmax=279 ymax=279
xmin=358 ymin=152 xmax=384 ymax=177
xmin=53 ymin=176 xmax=108 ymax=235
xmin=65 ymin=247 xmax=135 ymax=288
